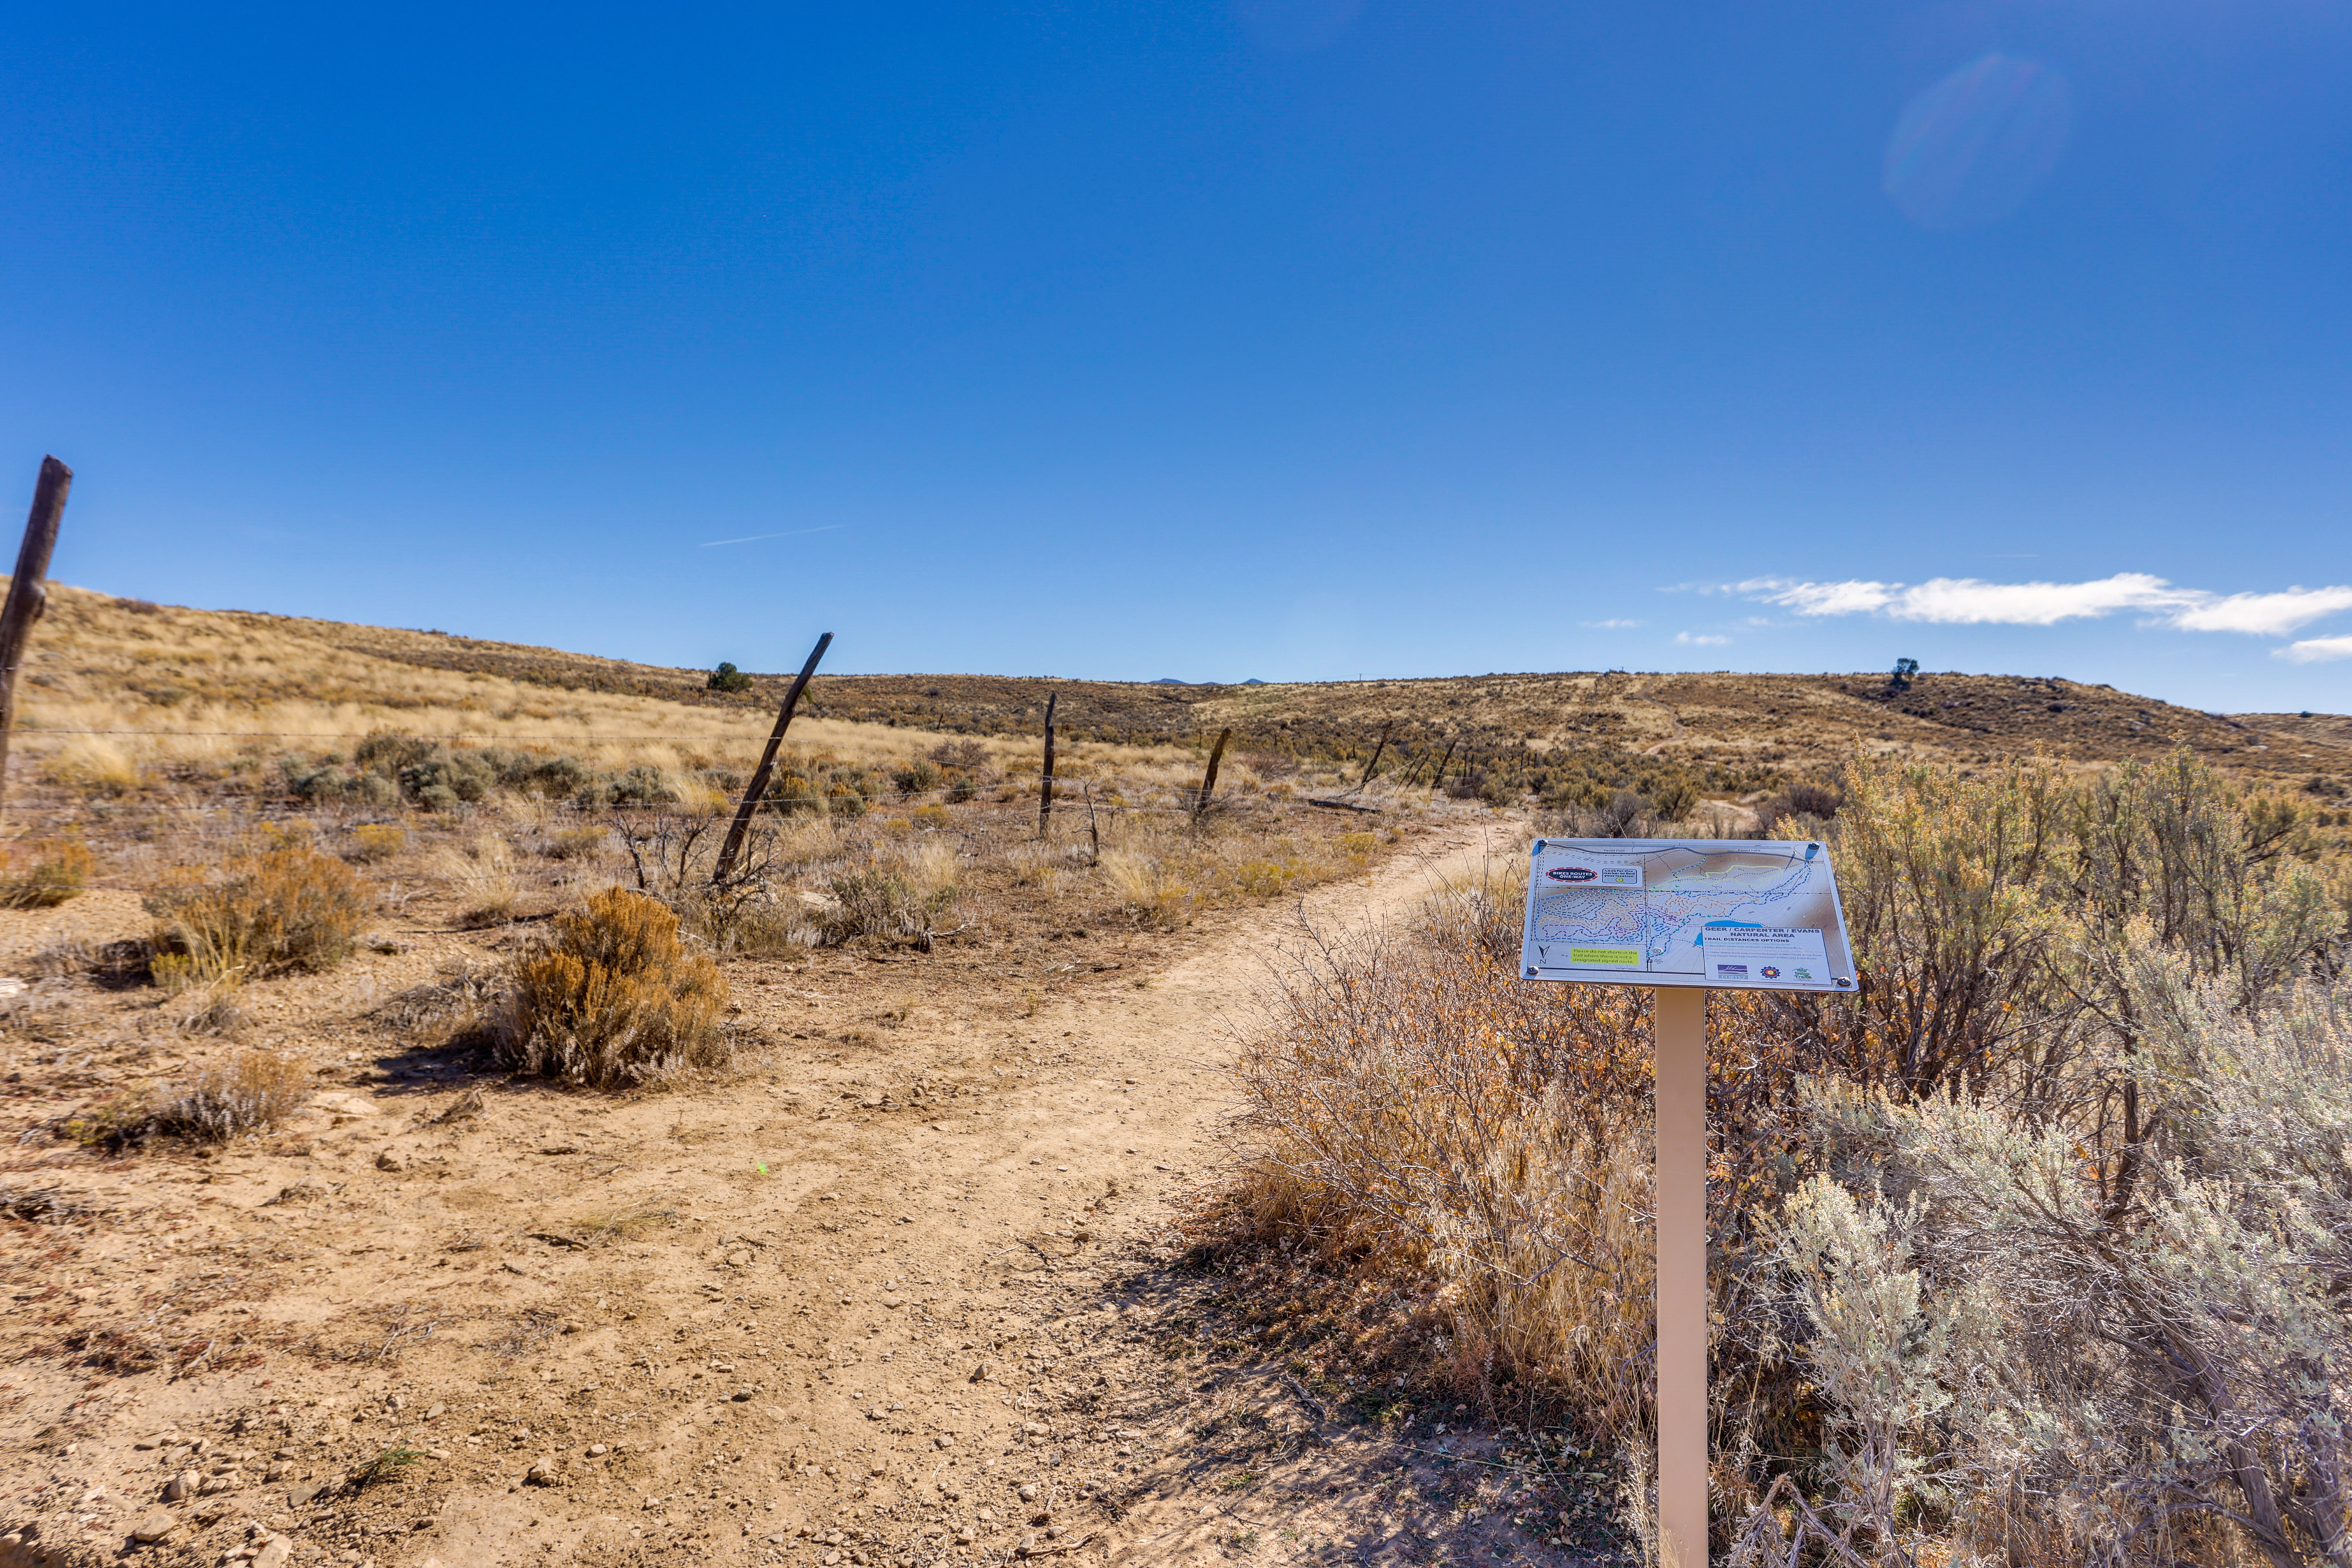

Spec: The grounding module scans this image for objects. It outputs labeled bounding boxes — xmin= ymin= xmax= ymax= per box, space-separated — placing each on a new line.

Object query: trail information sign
xmin=1521 ymin=838 xmax=1856 ymax=991
xmin=1519 ymin=836 xmax=1855 ymax=1568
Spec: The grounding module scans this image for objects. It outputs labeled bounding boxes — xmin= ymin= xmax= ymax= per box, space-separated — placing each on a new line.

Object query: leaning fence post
xmin=1194 ymin=727 xmax=1232 ymax=819
xmin=0 ymin=458 xmax=71 ymax=814
xmin=1358 ymin=720 xmax=1393 ymax=788
xmin=1036 ymin=692 xmax=1058 ymax=838
xmin=711 ymin=632 xmax=832 ymax=883
xmin=1083 ymin=782 xmax=1101 ymax=862
xmin=1429 ymin=738 xmax=1458 ymax=795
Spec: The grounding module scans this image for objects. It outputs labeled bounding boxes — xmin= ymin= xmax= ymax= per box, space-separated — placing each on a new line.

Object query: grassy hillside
xmin=15 ymin=584 xmax=2349 ymax=810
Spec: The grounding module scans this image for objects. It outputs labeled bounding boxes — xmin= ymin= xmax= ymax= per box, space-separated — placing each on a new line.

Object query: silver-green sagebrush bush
xmin=1751 ymin=967 xmax=2352 ymax=1568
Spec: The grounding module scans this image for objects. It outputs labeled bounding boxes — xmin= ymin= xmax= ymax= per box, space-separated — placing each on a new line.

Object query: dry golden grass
xmin=39 ymin=734 xmax=143 ymax=794
xmin=430 ymin=836 xmax=521 ymax=925
xmin=539 ymin=825 xmax=608 ymax=860
xmin=889 ymin=834 xmax=959 ymax=897
xmin=8 ymin=583 xmax=1252 ymax=802
xmin=497 ymin=887 xmax=729 ymax=1089
xmin=1221 ymin=869 xmax=1660 ymax=1435
xmin=1099 ymin=848 xmax=1191 ymax=926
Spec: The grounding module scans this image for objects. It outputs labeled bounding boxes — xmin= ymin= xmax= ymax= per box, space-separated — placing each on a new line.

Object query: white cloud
xmin=1739 ymin=573 xmax=2352 ymax=635
xmin=1675 ymin=632 xmax=1731 ymax=646
xmin=1581 ymin=619 xmax=1645 ymax=629
xmin=2170 ymin=587 xmax=2352 ymax=635
xmin=1746 ymin=572 xmax=2189 ymax=625
xmin=1741 ymin=577 xmax=1899 ymax=616
xmin=2279 ymin=635 xmax=2352 ymax=664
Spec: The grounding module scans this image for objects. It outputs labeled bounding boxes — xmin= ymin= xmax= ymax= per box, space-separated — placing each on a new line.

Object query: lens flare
xmin=1883 ymin=54 xmax=2073 ymax=230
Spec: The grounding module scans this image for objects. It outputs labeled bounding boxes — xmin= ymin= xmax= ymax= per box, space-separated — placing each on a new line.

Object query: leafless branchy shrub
xmin=614 ymin=808 xmax=729 ymax=897
xmin=612 ymin=808 xmax=812 ymax=955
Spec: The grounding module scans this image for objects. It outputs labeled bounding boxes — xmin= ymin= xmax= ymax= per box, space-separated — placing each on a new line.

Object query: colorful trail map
xmin=1519 ymin=838 xmax=1857 ymax=992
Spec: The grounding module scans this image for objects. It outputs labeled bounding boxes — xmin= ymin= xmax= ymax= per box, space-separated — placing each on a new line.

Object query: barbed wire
xmin=6 ymin=725 xmax=1404 ymax=753
xmin=0 ymin=791 xmax=1412 ymax=894
xmin=0 ymin=781 xmax=1428 ymax=817
xmin=10 ymin=727 xmax=1012 ymax=743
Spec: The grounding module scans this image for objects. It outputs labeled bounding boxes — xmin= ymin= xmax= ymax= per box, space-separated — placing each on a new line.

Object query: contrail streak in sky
xmin=699 ymin=525 xmax=846 ymax=548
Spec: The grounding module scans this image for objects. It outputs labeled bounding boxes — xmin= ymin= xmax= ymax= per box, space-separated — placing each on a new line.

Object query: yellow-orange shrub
xmin=497 ymin=887 xmax=727 ymax=1088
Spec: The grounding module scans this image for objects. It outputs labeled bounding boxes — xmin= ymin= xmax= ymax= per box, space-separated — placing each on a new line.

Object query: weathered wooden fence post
xmin=711 ymin=632 xmax=832 ymax=883
xmin=0 ymin=458 xmax=71 ymax=813
xmin=1194 ymin=728 xmax=1232 ymax=819
xmin=1429 ymin=737 xmax=1458 ymax=795
xmin=1036 ymin=692 xmax=1058 ymax=838
xmin=1358 ymin=720 xmax=1393 ymax=788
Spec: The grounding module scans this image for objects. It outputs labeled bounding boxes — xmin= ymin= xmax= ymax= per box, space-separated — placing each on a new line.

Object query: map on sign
xmin=1520 ymin=838 xmax=1857 ymax=992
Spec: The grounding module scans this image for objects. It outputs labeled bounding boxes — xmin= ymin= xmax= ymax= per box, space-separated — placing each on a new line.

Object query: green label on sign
xmin=1569 ymin=947 xmax=1643 ymax=966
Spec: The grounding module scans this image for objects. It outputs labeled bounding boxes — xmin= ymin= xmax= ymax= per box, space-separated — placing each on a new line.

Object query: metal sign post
xmin=1519 ymin=837 xmax=1855 ymax=1567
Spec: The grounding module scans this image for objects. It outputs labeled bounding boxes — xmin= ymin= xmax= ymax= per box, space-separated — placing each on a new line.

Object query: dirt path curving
xmin=1 ymin=820 xmax=1624 ymax=1568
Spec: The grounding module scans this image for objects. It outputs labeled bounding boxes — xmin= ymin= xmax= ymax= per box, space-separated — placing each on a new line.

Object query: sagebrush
xmin=69 ymin=1048 xmax=309 ymax=1148
xmin=157 ymin=1049 xmax=309 ymax=1142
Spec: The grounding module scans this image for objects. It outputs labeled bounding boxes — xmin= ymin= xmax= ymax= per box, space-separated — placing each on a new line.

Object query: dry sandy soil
xmin=0 ymin=817 xmax=1618 ymax=1568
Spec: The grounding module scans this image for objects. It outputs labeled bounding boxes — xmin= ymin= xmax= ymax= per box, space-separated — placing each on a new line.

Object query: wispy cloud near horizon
xmin=1736 ymin=574 xmax=2352 ymax=637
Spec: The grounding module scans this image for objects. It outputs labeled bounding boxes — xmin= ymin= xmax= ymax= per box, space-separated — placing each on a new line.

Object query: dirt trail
xmin=2 ymin=822 xmax=1619 ymax=1568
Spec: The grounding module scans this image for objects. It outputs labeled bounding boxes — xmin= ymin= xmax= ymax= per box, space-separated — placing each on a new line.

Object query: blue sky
xmin=4 ymin=2 xmax=2349 ymax=710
